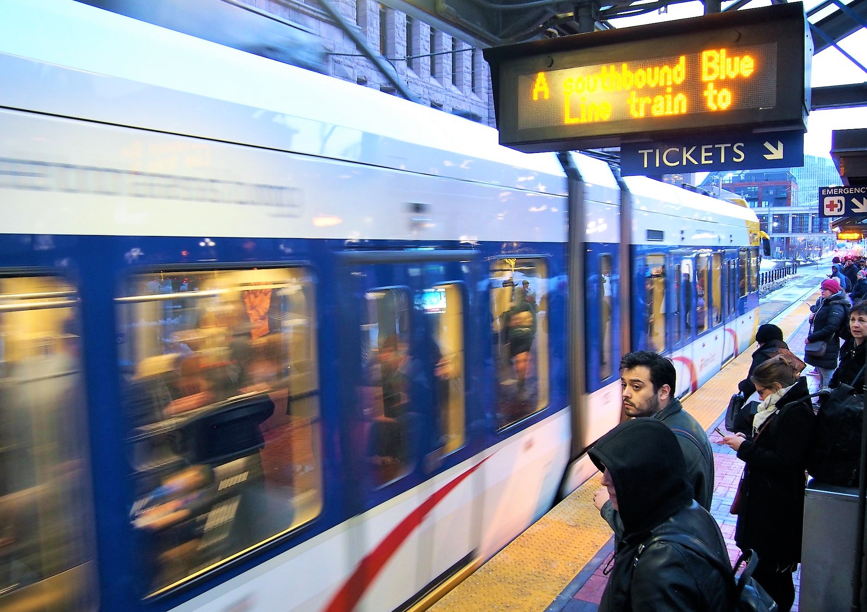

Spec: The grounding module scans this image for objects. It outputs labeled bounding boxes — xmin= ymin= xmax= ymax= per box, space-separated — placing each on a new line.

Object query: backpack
xmin=808 ymin=373 xmax=864 ymax=488
xmin=638 ymin=534 xmax=778 ymax=612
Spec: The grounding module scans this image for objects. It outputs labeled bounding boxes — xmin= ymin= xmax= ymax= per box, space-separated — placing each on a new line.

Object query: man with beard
xmin=594 ymin=351 xmax=714 ymax=539
xmin=591 ymin=419 xmax=732 ymax=612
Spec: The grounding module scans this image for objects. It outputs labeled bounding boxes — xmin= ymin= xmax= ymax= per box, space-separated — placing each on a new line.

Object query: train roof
xmin=0 ymin=0 xmax=567 ymax=196
xmin=623 ymin=175 xmax=760 ymax=226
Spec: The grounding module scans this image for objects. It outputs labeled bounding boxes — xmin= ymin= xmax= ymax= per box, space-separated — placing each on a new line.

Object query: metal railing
xmin=758 ymin=263 xmax=800 ymax=291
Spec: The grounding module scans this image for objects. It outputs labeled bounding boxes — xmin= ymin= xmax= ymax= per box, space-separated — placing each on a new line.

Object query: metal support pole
xmin=853 ymin=360 xmax=867 ymax=611
xmin=704 ymin=0 xmax=721 ymax=14
xmin=557 ymin=152 xmax=588 ymax=461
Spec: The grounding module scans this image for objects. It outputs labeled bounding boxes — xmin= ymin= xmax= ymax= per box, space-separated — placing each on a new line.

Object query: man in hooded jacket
xmin=591 ymin=419 xmax=733 ymax=612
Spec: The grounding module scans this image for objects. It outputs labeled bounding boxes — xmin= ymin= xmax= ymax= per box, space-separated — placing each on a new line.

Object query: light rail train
xmin=0 ymin=2 xmax=761 ymax=611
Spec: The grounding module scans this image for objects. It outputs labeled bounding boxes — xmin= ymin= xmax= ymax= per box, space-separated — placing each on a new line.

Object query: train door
xmin=672 ymin=255 xmax=696 ymax=398
xmin=583 ymin=248 xmax=618 ymax=391
xmin=669 ymin=251 xmax=690 ymax=352
xmin=722 ymin=249 xmax=740 ymax=364
xmin=336 ymin=251 xmax=479 ymax=612
xmin=709 ymin=251 xmax=729 ymax=369
xmin=0 ymin=274 xmax=97 ymax=611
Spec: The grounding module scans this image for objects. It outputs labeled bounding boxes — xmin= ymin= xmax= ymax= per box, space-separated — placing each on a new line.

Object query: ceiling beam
xmin=812 ymin=0 xmax=867 ymax=54
xmin=812 ymin=83 xmax=867 ymax=110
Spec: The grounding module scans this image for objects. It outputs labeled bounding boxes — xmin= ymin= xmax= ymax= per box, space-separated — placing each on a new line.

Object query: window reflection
xmin=673 ymin=263 xmax=683 ymax=345
xmin=0 ymin=276 xmax=96 ymax=610
xmin=696 ymin=255 xmax=709 ymax=333
xmin=490 ymin=259 xmax=549 ymax=428
xmin=361 ymin=288 xmax=416 ymax=486
xmin=425 ymin=285 xmax=465 ymax=455
xmin=645 ymin=255 xmax=666 ymax=352
xmin=119 ymin=268 xmax=322 ymax=595
xmin=749 ymin=248 xmax=759 ymax=292
xmin=711 ymin=253 xmax=722 ymax=326
xmin=739 ymin=249 xmax=748 ymax=297
xmin=599 ymin=255 xmax=613 ymax=380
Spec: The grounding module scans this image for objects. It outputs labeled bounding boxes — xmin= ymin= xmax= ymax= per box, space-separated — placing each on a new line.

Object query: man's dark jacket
xmin=590 ymin=420 xmax=732 ymax=612
xmin=830 ymin=338 xmax=867 ymax=393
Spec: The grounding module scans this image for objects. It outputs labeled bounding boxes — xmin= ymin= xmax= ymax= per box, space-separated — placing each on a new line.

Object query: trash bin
xmin=800 ymin=479 xmax=860 ymax=611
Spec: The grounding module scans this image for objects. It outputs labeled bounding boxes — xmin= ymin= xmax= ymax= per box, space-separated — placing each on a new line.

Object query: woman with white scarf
xmin=719 ymin=355 xmax=815 ymax=612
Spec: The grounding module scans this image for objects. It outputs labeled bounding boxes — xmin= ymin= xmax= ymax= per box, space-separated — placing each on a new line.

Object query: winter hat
xmin=858 ymin=270 xmax=867 ymax=280
xmin=822 ymin=278 xmax=841 ymax=293
xmin=755 ymin=323 xmax=784 ymax=344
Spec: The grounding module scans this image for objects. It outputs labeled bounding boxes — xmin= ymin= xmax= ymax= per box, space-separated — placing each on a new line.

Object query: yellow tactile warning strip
xmin=430 ymin=473 xmax=611 ymax=612
xmin=430 ymin=299 xmax=816 ymax=612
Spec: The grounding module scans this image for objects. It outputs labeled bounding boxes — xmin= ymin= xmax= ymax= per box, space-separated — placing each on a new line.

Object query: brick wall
xmin=241 ymin=0 xmax=493 ymax=126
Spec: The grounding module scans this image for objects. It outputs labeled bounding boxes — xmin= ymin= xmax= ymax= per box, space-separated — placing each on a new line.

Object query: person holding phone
xmin=718 ymin=356 xmax=814 ymax=612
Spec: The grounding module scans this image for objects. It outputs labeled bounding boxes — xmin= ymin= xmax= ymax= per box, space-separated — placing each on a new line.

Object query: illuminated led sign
xmin=484 ymin=4 xmax=811 ymax=152
xmin=838 ymin=232 xmax=862 ymax=241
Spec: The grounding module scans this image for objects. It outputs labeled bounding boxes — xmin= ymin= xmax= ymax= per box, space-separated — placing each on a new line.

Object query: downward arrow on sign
xmin=852 ymin=197 xmax=867 ymax=214
xmin=764 ymin=141 xmax=784 ymax=160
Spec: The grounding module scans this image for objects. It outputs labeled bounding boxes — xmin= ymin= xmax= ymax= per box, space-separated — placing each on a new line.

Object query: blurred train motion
xmin=0 ymin=1 xmax=762 ymax=611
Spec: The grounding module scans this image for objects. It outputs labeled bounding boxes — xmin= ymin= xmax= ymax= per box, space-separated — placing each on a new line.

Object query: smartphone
xmin=714 ymin=427 xmax=725 ymax=436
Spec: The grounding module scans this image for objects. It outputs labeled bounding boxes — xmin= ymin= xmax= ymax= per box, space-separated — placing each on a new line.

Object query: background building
xmin=702 ymin=155 xmax=842 ymax=260
xmin=245 ymin=0 xmax=495 ymax=124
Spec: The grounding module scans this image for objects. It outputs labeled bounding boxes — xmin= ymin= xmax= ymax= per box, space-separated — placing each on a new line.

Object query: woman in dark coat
xmin=805 ymin=278 xmax=849 ymax=389
xmin=720 ymin=356 xmax=814 ymax=612
xmin=830 ymin=300 xmax=867 ymax=393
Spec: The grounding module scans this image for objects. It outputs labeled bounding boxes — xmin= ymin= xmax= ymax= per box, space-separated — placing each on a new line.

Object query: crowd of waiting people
xmin=593 ymin=257 xmax=867 ymax=612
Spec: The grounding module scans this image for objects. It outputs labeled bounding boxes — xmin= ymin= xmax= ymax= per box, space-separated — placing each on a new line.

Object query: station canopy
xmin=385 ymin=0 xmax=866 ymax=112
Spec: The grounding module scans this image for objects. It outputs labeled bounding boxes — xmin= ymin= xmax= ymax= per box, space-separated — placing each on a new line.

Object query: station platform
xmin=430 ymin=268 xmax=828 ymax=612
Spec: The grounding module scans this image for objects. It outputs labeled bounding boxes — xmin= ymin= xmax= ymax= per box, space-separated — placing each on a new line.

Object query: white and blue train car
xmin=0 ymin=2 xmax=761 ymax=612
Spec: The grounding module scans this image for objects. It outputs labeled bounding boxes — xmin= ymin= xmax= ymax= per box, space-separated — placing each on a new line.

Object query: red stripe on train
xmin=671 ymin=355 xmax=698 ymax=393
xmin=323 ymin=457 xmax=489 ymax=612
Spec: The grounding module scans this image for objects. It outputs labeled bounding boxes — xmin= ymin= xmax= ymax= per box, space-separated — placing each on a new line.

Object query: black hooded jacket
xmin=590 ymin=420 xmax=732 ymax=612
xmin=806 ymin=291 xmax=849 ymax=369
xmin=830 ymin=338 xmax=867 ymax=393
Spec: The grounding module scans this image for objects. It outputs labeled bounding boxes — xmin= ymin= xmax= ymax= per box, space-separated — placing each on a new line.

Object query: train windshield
xmin=117 ymin=267 xmax=322 ymax=596
xmin=0 ymin=275 xmax=97 ymax=610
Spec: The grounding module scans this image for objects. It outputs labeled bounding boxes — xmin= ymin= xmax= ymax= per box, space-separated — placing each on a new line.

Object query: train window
xmin=644 ymin=255 xmax=666 ymax=352
xmin=490 ymin=259 xmax=549 ymax=429
xmin=749 ymin=248 xmax=759 ymax=292
xmin=739 ymin=248 xmax=748 ymax=297
xmin=600 ymin=255 xmax=614 ymax=381
xmin=424 ymin=284 xmax=465 ymax=455
xmin=118 ymin=268 xmax=322 ymax=596
xmin=673 ymin=263 xmax=683 ymax=345
xmin=0 ymin=276 xmax=97 ymax=610
xmin=711 ymin=253 xmax=723 ymax=326
xmin=361 ymin=287 xmax=414 ymax=486
xmin=695 ymin=254 xmax=709 ymax=333
xmin=728 ymin=260 xmax=738 ymax=317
